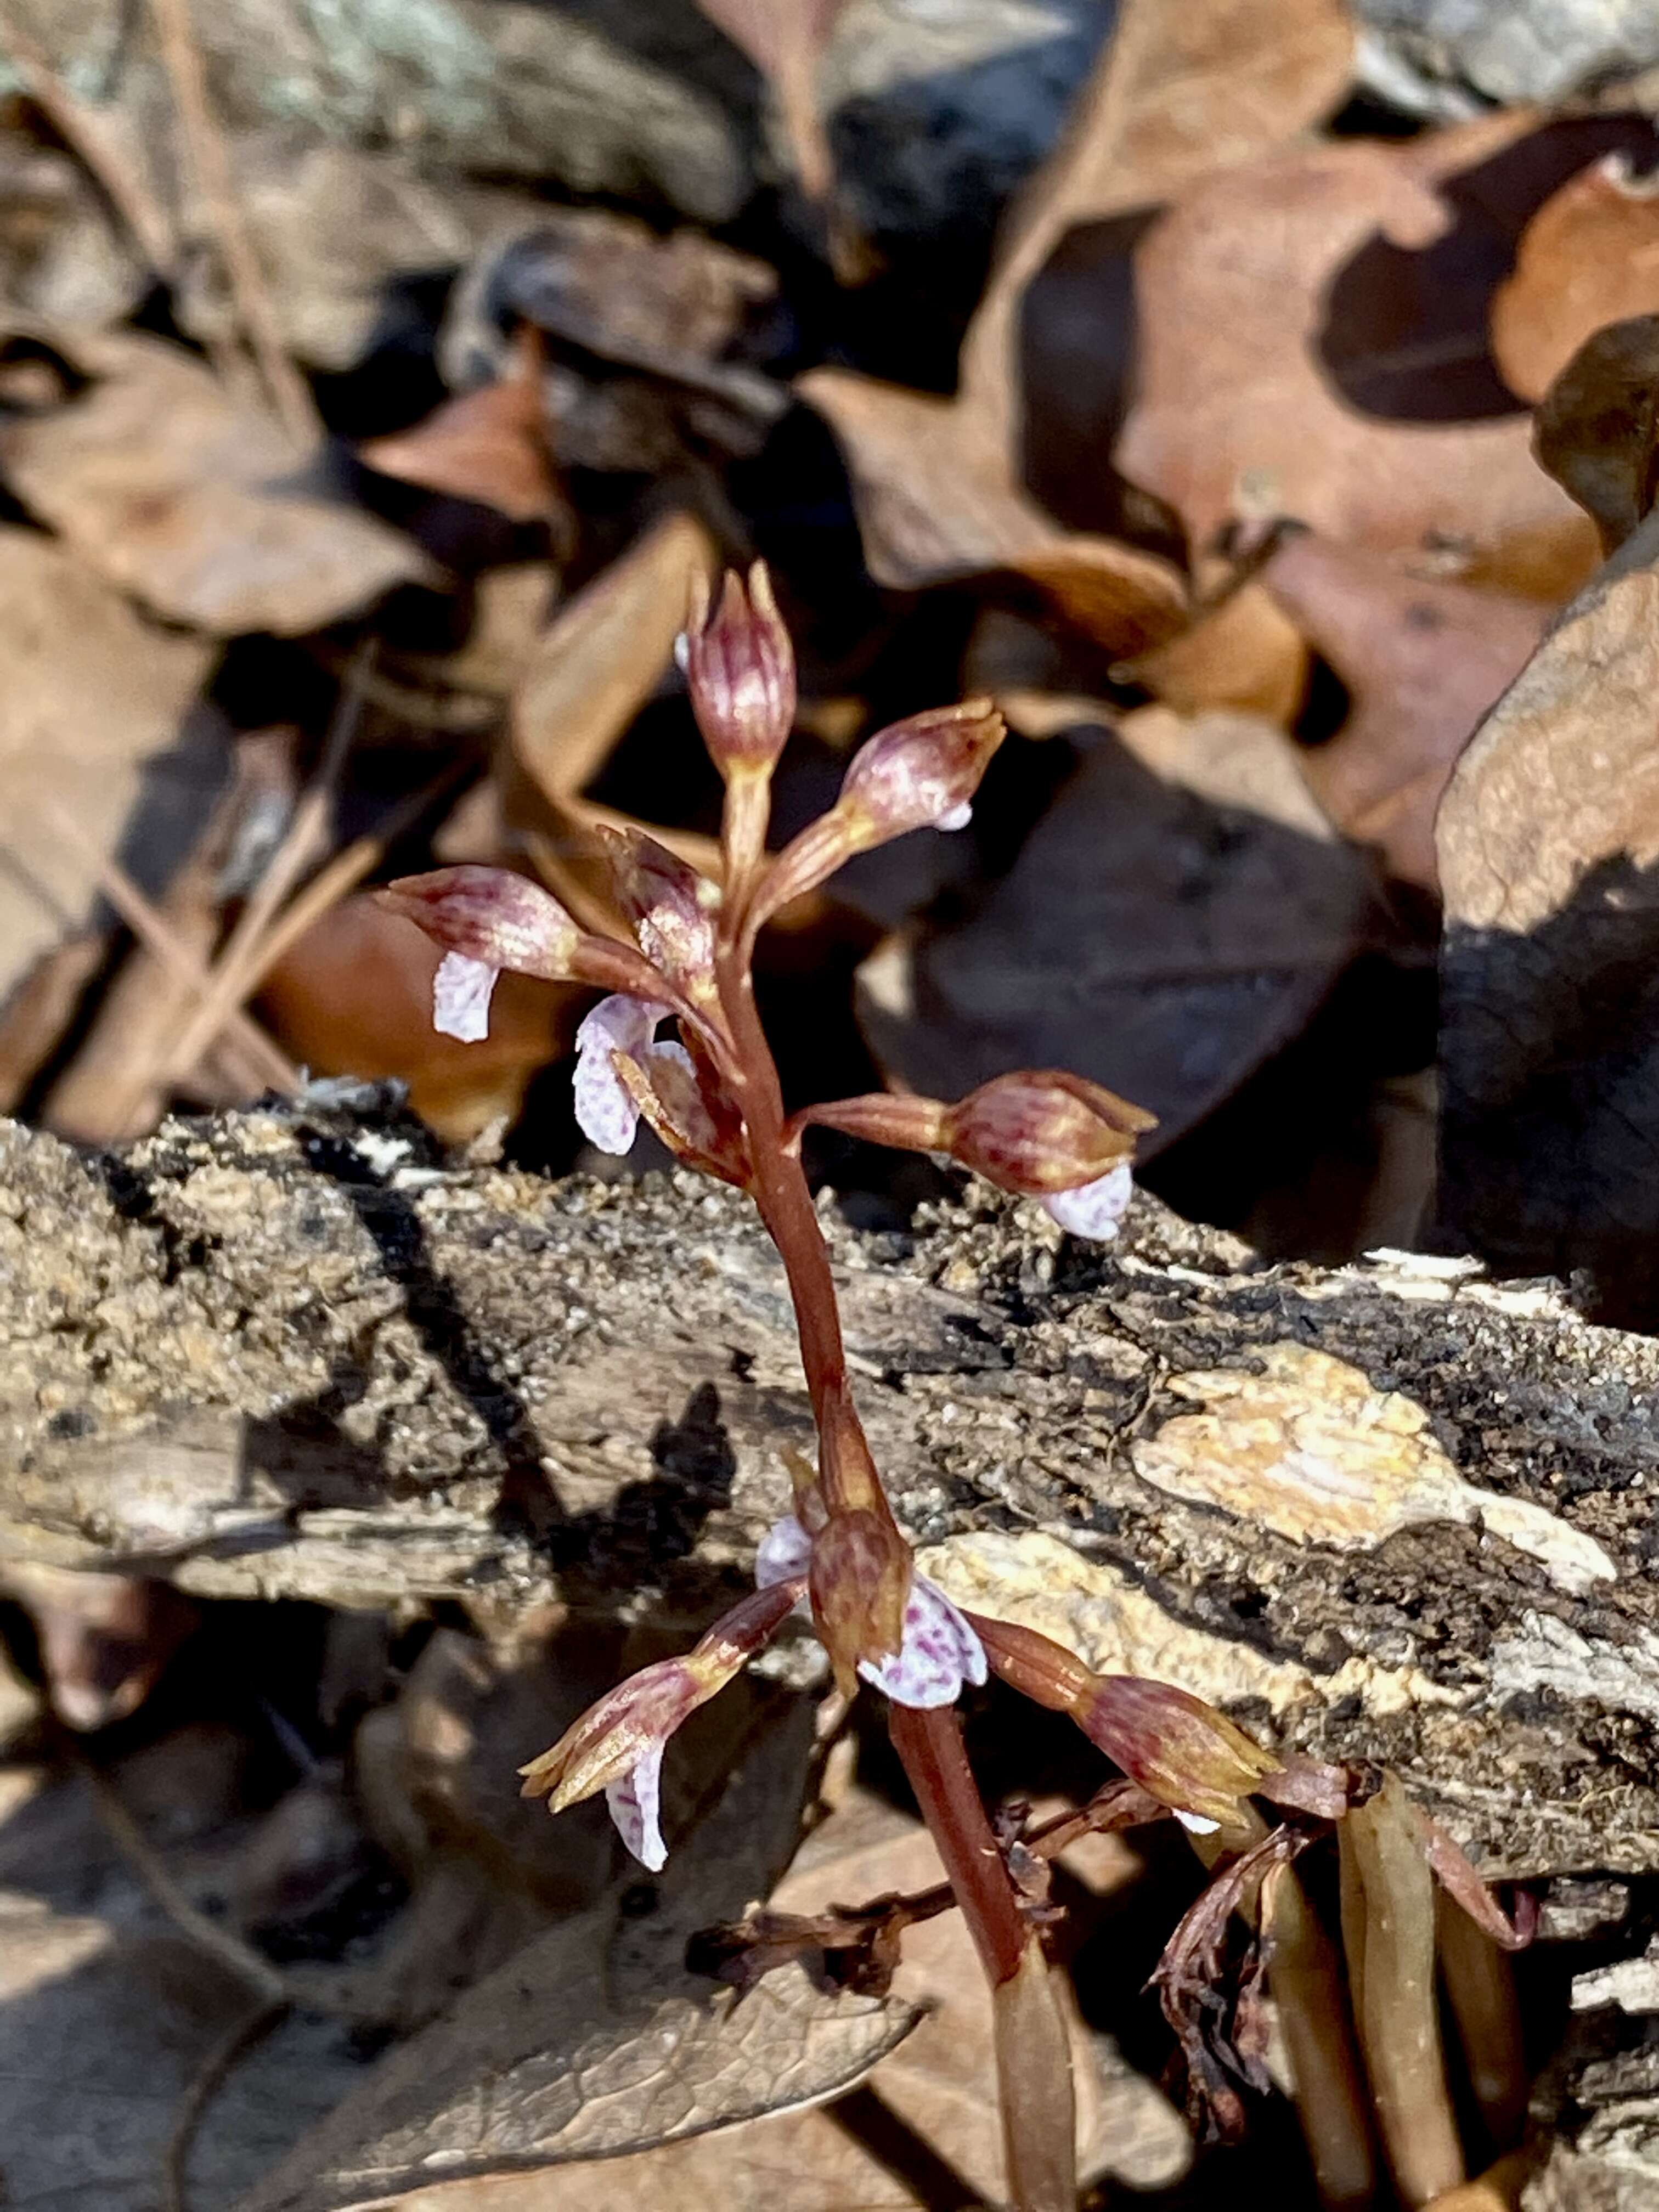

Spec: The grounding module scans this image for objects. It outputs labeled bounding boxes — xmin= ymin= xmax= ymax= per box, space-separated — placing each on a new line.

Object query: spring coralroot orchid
xmin=375 ymin=562 xmax=1510 ymax=2211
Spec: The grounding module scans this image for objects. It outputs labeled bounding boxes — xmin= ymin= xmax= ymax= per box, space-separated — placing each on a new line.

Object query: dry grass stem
xmin=146 ymin=0 xmax=320 ymax=447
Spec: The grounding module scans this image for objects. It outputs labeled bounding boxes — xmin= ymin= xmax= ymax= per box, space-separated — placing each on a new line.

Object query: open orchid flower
xmin=757 ymin=1514 xmax=988 ymax=1711
xmin=572 ymin=993 xmax=679 ymax=1154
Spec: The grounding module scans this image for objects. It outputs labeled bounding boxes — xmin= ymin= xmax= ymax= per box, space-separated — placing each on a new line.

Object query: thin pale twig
xmin=162 ymin=2000 xmax=289 ymax=2212
xmin=0 ymin=6 xmax=176 ymax=269
xmin=40 ymin=804 xmax=300 ymax=1095
xmin=146 ymin=0 xmax=320 ymax=447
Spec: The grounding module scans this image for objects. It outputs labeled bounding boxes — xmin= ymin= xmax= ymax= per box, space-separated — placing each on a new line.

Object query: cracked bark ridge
xmin=7 ymin=1099 xmax=1659 ymax=1888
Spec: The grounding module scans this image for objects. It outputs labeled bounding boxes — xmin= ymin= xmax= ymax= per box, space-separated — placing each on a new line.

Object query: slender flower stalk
xmin=376 ymin=561 xmax=1528 ymax=2205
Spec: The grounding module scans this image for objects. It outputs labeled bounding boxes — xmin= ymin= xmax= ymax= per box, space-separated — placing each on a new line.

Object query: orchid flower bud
xmin=520 ymin=1581 xmax=800 ymax=1870
xmin=972 ymin=1613 xmax=1282 ymax=1833
xmin=599 ymin=827 xmax=719 ymax=1003
xmin=748 ymin=701 xmax=1005 ymax=930
xmin=758 ymin=1513 xmax=986 ymax=1711
xmin=680 ymin=561 xmax=796 ymax=777
xmin=945 ymin=1071 xmax=1154 ymax=1194
xmin=1076 ymin=1676 xmax=1284 ymax=1835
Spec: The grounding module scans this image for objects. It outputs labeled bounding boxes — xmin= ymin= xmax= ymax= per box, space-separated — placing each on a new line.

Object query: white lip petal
xmin=1043 ymin=1162 xmax=1134 ymax=1242
xmin=606 ymin=1740 xmax=667 ymax=1872
xmin=860 ymin=1575 xmax=987 ymax=1709
xmin=1174 ymin=1809 xmax=1221 ymax=1836
xmin=432 ymin=951 xmax=499 ymax=1042
xmin=755 ymin=1513 xmax=814 ymax=1589
xmin=935 ymin=801 xmax=973 ymax=832
xmin=572 ymin=994 xmax=670 ymax=1154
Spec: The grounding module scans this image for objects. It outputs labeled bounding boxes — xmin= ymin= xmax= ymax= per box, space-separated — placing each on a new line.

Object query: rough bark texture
xmin=15 ymin=1096 xmax=1659 ymax=2195
xmin=3 ymin=1094 xmax=1659 ymax=1883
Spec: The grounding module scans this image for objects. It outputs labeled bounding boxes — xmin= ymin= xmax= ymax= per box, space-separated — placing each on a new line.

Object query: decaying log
xmin=6 ymin=1096 xmax=1659 ymax=1891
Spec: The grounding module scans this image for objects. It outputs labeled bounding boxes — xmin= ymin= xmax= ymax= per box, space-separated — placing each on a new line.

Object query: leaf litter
xmin=7 ymin=0 xmax=1659 ymax=2199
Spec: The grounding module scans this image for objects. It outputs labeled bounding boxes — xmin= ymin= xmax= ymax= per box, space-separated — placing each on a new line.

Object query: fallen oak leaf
xmin=0 ymin=328 xmax=428 ymax=634
xmin=1491 ymin=153 xmax=1659 ymax=407
xmin=799 ymin=368 xmax=1189 ymax=657
xmin=1260 ymin=531 xmax=1547 ymax=891
xmin=1115 ymin=115 xmax=1601 ymax=583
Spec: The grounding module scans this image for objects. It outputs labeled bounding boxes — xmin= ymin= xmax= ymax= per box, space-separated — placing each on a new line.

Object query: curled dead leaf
xmin=1437 ymin=500 xmax=1659 ymax=1316
xmin=1533 ymin=313 xmax=1659 ymax=553
xmin=359 ymin=332 xmax=566 ymax=528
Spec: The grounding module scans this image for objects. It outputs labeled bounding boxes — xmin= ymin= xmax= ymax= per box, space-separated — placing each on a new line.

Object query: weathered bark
xmin=6 ymin=1097 xmax=1659 ymax=1890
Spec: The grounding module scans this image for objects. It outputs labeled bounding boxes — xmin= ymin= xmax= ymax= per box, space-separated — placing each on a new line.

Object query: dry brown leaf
xmin=233 ymin=1704 xmax=919 ymax=2212
xmin=1533 ymin=313 xmax=1659 ymax=554
xmin=359 ymin=334 xmax=564 ymax=526
xmin=857 ymin=706 xmax=1378 ymax=1151
xmin=0 ymin=522 xmax=216 ymax=1008
xmin=1261 ymin=533 xmax=1548 ymax=890
xmin=506 ymin=508 xmax=723 ymax=892
xmin=1115 ymin=116 xmax=1600 ymax=578
xmin=257 ymin=893 xmax=578 ymax=1145
xmin=1437 ymin=502 xmax=1659 ymax=1315
xmin=348 ymin=1791 xmax=1188 ymax=2212
xmin=799 ymin=369 xmax=1188 ymax=656
xmin=960 ymin=0 xmax=1358 ymax=453
xmin=1126 ymin=582 xmax=1311 ymax=725
xmin=1492 ymin=155 xmax=1659 ymax=406
xmin=0 ymin=328 xmax=427 ymax=634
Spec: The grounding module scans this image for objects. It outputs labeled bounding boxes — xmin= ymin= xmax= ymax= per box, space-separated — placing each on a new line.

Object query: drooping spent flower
xmin=599 ymin=827 xmax=719 ymax=1006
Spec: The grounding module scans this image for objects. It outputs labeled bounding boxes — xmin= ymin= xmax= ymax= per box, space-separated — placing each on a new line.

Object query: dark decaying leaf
xmin=1533 ymin=313 xmax=1659 ymax=554
xmin=233 ymin=1701 xmax=919 ymax=2212
xmin=1436 ymin=498 xmax=1659 ymax=1319
xmin=857 ymin=708 xmax=1379 ymax=1153
xmin=0 ymin=329 xmax=427 ymax=634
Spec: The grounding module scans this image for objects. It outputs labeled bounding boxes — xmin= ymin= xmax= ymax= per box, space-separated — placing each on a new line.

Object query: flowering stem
xmin=890 ymin=1703 xmax=1077 ymax=2212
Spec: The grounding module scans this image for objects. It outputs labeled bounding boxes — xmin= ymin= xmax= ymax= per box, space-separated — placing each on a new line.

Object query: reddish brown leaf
xmin=1115 ymin=117 xmax=1599 ymax=584
xmin=359 ymin=332 xmax=564 ymax=525
xmin=692 ymin=0 xmax=851 ymax=201
xmin=1261 ymin=533 xmax=1547 ymax=891
xmin=1492 ymin=155 xmax=1659 ymax=406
